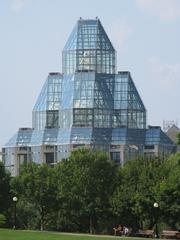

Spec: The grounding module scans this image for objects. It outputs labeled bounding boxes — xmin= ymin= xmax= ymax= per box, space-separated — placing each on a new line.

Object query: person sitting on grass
xmin=123 ymin=226 xmax=129 ymax=236
xmin=113 ymin=224 xmax=123 ymax=236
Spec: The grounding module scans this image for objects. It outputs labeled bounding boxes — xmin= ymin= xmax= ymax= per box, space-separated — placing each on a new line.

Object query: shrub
xmin=0 ymin=214 xmax=6 ymax=227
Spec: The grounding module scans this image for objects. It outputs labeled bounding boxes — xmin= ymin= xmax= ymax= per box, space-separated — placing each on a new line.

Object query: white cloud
xmin=142 ymin=57 xmax=180 ymax=126
xmin=10 ymin=0 xmax=29 ymax=12
xmin=148 ymin=57 xmax=180 ymax=92
xmin=107 ymin=21 xmax=133 ymax=53
xmin=136 ymin=0 xmax=180 ymax=21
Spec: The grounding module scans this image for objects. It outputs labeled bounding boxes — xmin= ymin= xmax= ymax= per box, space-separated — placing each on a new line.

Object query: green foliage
xmin=177 ymin=133 xmax=180 ymax=145
xmin=15 ymin=199 xmax=39 ymax=229
xmin=10 ymin=150 xmax=118 ymax=233
xmin=158 ymin=153 xmax=180 ymax=228
xmin=0 ymin=214 xmax=6 ymax=227
xmin=111 ymin=157 xmax=166 ymax=230
xmin=11 ymin=163 xmax=58 ymax=230
xmin=55 ymin=149 xmax=118 ymax=233
xmin=0 ymin=162 xmax=11 ymax=224
xmin=8 ymin=151 xmax=180 ymax=233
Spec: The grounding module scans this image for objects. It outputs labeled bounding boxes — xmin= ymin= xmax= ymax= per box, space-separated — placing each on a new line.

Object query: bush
xmin=0 ymin=214 xmax=6 ymax=227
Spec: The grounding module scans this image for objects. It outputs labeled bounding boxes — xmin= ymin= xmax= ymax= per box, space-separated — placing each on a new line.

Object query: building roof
xmin=166 ymin=124 xmax=180 ymax=143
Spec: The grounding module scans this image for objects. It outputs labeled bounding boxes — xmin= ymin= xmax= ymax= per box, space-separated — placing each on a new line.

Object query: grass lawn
xmin=0 ymin=228 xmax=132 ymax=240
xmin=0 ymin=229 xmax=154 ymax=240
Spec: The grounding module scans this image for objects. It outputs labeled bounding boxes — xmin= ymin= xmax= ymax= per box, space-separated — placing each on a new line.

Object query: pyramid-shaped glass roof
xmin=63 ymin=18 xmax=116 ymax=74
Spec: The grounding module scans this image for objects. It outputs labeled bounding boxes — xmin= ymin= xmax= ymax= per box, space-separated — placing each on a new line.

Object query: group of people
xmin=113 ymin=224 xmax=130 ymax=236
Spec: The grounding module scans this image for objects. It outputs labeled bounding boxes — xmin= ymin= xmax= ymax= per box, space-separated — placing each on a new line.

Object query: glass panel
xmin=63 ymin=19 xmax=115 ymax=74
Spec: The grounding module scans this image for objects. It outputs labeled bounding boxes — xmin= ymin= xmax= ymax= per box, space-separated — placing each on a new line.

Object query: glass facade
xmin=3 ymin=18 xmax=175 ymax=175
xmin=63 ymin=19 xmax=115 ymax=74
xmin=114 ymin=72 xmax=146 ymax=129
xmin=33 ymin=72 xmax=63 ymax=130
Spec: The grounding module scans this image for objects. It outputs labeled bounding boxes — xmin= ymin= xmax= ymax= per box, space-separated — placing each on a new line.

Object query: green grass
xmin=0 ymin=229 xmax=156 ymax=240
xmin=0 ymin=228 xmax=125 ymax=240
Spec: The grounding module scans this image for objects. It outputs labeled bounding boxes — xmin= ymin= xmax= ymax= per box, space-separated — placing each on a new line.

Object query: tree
xmin=11 ymin=163 xmax=57 ymax=230
xmin=0 ymin=214 xmax=6 ymax=227
xmin=177 ymin=133 xmax=180 ymax=145
xmin=0 ymin=162 xmax=11 ymax=217
xmin=55 ymin=149 xmax=118 ymax=233
xmin=111 ymin=157 xmax=166 ymax=230
xmin=158 ymin=153 xmax=180 ymax=229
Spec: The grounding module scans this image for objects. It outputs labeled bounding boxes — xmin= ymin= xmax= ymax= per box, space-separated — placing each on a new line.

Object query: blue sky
xmin=0 ymin=0 xmax=180 ymax=147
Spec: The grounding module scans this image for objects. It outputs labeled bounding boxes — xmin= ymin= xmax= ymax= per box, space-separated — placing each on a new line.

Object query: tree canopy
xmin=2 ymin=150 xmax=180 ymax=233
xmin=54 ymin=149 xmax=118 ymax=233
xmin=0 ymin=162 xmax=11 ymax=215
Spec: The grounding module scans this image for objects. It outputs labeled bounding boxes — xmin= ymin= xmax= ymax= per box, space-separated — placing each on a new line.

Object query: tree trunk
xmin=40 ymin=205 xmax=44 ymax=231
xmin=90 ymin=215 xmax=93 ymax=234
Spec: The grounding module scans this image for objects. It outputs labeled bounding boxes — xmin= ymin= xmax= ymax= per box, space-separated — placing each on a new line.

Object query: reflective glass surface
xmin=63 ymin=19 xmax=116 ymax=74
xmin=145 ymin=126 xmax=174 ymax=145
xmin=114 ymin=72 xmax=146 ymax=129
xmin=5 ymin=133 xmax=18 ymax=147
xmin=33 ymin=73 xmax=63 ymax=130
xmin=3 ymin=18 xmax=175 ymax=171
xmin=71 ymin=127 xmax=92 ymax=144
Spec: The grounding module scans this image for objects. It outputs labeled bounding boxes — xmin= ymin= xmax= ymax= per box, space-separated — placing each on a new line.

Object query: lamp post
xmin=13 ymin=196 xmax=18 ymax=229
xmin=153 ymin=202 xmax=159 ymax=238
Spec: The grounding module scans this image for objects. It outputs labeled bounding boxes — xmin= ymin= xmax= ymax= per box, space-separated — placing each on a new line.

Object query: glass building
xmin=3 ymin=18 xmax=175 ymax=175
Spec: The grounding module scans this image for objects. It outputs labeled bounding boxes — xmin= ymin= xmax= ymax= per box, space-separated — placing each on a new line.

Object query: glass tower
xmin=3 ymin=18 xmax=175 ymax=175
